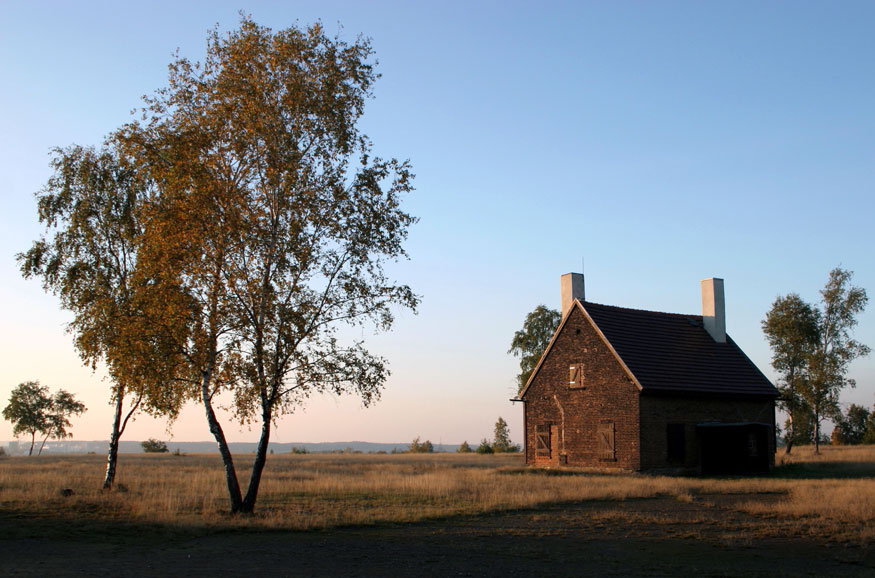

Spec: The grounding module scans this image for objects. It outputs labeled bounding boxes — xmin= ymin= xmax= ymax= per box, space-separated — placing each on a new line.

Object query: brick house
xmin=516 ymin=274 xmax=778 ymax=474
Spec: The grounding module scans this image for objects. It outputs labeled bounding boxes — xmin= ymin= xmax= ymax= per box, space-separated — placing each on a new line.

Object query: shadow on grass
xmin=501 ymin=460 xmax=875 ymax=481
xmin=0 ymin=509 xmax=214 ymax=545
xmin=767 ymin=460 xmax=875 ymax=480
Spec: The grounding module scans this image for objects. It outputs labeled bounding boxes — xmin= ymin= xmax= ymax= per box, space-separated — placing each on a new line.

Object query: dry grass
xmin=0 ymin=445 xmax=873 ymax=544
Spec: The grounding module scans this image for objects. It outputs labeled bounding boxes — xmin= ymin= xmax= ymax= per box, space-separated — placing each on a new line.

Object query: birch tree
xmin=803 ymin=268 xmax=870 ymax=453
xmin=762 ymin=268 xmax=869 ymax=454
xmin=18 ymin=144 xmax=187 ymax=487
xmin=124 ymin=17 xmax=417 ymax=513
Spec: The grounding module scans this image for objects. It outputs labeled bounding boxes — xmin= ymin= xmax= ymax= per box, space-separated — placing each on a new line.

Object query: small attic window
xmin=568 ymin=363 xmax=584 ymax=389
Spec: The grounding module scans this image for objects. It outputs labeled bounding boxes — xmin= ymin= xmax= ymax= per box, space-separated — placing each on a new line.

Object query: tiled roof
xmin=582 ymin=301 xmax=779 ymax=398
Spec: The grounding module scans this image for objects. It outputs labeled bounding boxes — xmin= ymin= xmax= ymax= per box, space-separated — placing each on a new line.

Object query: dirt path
xmin=1 ymin=497 xmax=871 ymax=577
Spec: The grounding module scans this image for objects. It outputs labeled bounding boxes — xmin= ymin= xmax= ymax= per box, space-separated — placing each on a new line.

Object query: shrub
xmin=408 ymin=437 xmax=434 ymax=453
xmin=141 ymin=439 xmax=169 ymax=453
xmin=476 ymin=439 xmax=494 ymax=454
xmin=457 ymin=440 xmax=473 ymax=453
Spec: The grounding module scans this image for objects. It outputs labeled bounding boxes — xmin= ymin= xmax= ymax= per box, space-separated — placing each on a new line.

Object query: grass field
xmin=0 ymin=445 xmax=873 ymax=545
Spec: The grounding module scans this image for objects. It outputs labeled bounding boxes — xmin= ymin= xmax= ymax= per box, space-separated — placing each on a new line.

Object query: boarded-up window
xmin=535 ymin=424 xmax=551 ymax=458
xmin=568 ymin=363 xmax=584 ymax=389
xmin=747 ymin=432 xmax=760 ymax=457
xmin=667 ymin=423 xmax=685 ymax=463
xmin=598 ymin=422 xmax=615 ymax=460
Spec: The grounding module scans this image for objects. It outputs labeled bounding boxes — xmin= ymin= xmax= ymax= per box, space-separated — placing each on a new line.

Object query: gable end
xmin=518 ymin=300 xmax=643 ymax=399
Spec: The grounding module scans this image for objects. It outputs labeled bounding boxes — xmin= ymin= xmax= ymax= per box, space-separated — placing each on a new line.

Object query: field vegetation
xmin=1 ymin=445 xmax=873 ymax=545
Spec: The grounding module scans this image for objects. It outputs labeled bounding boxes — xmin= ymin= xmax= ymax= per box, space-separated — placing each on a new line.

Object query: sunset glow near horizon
xmin=1 ymin=1 xmax=873 ymax=447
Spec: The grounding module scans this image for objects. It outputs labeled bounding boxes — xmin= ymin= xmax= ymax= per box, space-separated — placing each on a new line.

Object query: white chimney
xmin=561 ymin=273 xmax=585 ymax=315
xmin=701 ymin=277 xmax=726 ymax=343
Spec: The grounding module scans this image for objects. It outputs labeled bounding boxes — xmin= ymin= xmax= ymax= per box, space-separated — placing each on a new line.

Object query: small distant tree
xmin=3 ymin=382 xmax=86 ymax=456
xmin=476 ymin=439 xmax=494 ymax=454
xmin=492 ymin=417 xmax=520 ymax=453
xmin=456 ymin=440 xmax=473 ymax=453
xmin=508 ymin=305 xmax=561 ymax=394
xmin=408 ymin=437 xmax=434 ymax=453
xmin=40 ymin=390 xmax=87 ymax=455
xmin=3 ymin=381 xmax=52 ymax=456
xmin=141 ymin=438 xmax=169 ymax=453
xmin=832 ymin=404 xmax=871 ymax=445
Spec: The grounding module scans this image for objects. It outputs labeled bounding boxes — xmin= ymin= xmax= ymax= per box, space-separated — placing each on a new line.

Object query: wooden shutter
xmin=568 ymin=363 xmax=584 ymax=389
xmin=535 ymin=424 xmax=551 ymax=458
xmin=598 ymin=422 xmax=615 ymax=460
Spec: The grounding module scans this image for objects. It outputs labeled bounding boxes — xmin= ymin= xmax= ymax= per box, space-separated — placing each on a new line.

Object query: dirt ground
xmin=1 ymin=495 xmax=872 ymax=577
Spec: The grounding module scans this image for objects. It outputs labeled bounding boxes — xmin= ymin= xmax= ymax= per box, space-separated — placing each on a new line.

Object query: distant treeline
xmin=1 ymin=440 xmax=460 ymax=456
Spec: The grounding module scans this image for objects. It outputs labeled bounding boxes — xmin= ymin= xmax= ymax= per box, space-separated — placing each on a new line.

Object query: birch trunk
xmin=102 ymin=391 xmax=124 ymax=489
xmin=202 ymin=371 xmax=243 ymax=513
xmin=241 ymin=393 xmax=272 ymax=513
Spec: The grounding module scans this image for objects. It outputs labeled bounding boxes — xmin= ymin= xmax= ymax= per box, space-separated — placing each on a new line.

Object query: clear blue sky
xmin=1 ymin=1 xmax=873 ymax=445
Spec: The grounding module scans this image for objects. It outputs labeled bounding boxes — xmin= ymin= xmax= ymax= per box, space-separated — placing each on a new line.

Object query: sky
xmin=1 ymin=1 xmax=873 ymax=447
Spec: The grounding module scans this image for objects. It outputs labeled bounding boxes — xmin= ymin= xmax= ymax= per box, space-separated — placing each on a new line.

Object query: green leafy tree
xmin=18 ymin=143 xmax=187 ymax=488
xmin=862 ymin=409 xmax=875 ymax=445
xmin=763 ymin=268 xmax=869 ymax=454
xmin=832 ymin=404 xmax=871 ymax=445
xmin=476 ymin=439 xmax=494 ymax=454
xmin=803 ymin=268 xmax=870 ymax=454
xmin=492 ymin=416 xmax=519 ymax=452
xmin=41 ymin=390 xmax=87 ymax=455
xmin=456 ymin=440 xmax=473 ymax=453
xmin=762 ymin=293 xmax=819 ymax=454
xmin=122 ymin=17 xmax=417 ymax=513
xmin=2 ymin=382 xmax=86 ymax=456
xmin=141 ymin=438 xmax=169 ymax=453
xmin=3 ymin=381 xmax=52 ymax=456
xmin=509 ymin=305 xmax=561 ymax=393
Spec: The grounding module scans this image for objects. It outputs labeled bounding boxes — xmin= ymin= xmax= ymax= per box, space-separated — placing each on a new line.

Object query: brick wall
xmin=523 ymin=305 xmax=641 ymax=469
